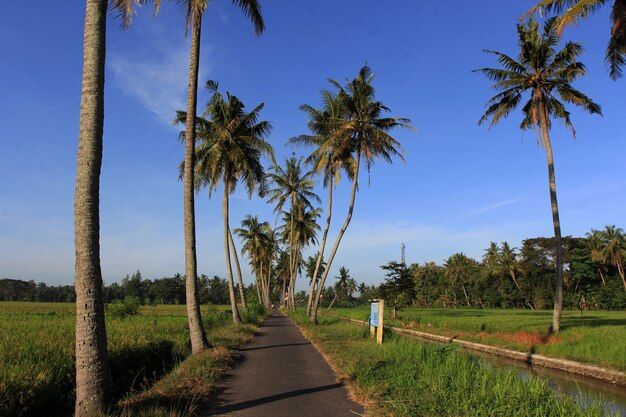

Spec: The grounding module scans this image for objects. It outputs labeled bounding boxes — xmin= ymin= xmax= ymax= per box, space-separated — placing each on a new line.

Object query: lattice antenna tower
xmin=401 ymin=242 xmax=406 ymax=265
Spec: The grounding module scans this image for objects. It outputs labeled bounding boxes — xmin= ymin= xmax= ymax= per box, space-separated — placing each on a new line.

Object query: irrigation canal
xmin=474 ymin=351 xmax=626 ymax=416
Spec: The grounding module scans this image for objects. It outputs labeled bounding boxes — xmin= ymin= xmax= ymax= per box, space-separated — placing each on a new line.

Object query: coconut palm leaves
xmin=477 ymin=18 xmax=601 ymax=333
xmin=177 ymin=81 xmax=273 ymax=324
xmin=308 ymin=66 xmax=415 ymax=324
xmin=525 ymin=0 xmax=626 ymax=79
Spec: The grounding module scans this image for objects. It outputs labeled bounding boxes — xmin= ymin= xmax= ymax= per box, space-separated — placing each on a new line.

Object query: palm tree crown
xmin=181 ymin=80 xmax=274 ymax=196
xmin=526 ymin=0 xmax=626 ymax=79
xmin=477 ymin=18 xmax=601 ymax=136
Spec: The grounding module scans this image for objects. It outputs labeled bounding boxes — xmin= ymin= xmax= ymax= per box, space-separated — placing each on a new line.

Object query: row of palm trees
xmin=72 ymin=0 xmax=624 ymax=414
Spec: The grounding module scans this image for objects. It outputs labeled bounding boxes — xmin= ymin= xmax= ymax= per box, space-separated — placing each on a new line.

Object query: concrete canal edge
xmin=325 ymin=313 xmax=626 ymax=387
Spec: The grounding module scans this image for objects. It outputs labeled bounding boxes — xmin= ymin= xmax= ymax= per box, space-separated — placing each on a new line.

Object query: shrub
xmin=107 ymin=296 xmax=141 ymax=319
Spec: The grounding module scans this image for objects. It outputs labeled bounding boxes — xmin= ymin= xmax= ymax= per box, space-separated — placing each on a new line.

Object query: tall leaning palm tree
xmin=180 ymin=81 xmax=273 ymax=324
xmin=74 ymin=1 xmax=159 ymax=415
xmin=309 ymin=66 xmax=415 ymax=324
xmin=476 ymin=18 xmax=601 ymax=332
xmin=178 ymin=0 xmax=264 ymax=350
xmin=526 ymin=0 xmax=626 ymax=79
xmin=291 ymin=90 xmax=355 ymax=316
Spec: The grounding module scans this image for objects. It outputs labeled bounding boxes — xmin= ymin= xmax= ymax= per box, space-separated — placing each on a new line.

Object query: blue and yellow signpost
xmin=369 ymin=299 xmax=384 ymax=344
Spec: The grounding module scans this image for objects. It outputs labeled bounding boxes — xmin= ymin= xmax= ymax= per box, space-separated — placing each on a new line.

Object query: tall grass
xmin=0 ymin=302 xmax=263 ymax=417
xmin=290 ymin=310 xmax=615 ymax=417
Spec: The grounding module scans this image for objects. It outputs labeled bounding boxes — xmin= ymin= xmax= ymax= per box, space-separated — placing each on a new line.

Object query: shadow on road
xmin=208 ymin=383 xmax=345 ymax=415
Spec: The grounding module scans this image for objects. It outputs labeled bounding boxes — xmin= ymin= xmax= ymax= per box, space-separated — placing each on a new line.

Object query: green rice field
xmin=0 ymin=302 xmax=254 ymax=417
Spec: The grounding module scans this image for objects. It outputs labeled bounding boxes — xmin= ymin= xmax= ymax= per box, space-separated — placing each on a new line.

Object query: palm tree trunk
xmin=510 ymin=269 xmax=521 ymax=291
xmin=618 ymin=262 xmax=626 ymax=291
xmin=228 ymin=228 xmax=248 ymax=310
xmin=183 ymin=15 xmax=209 ymax=351
xmin=223 ymin=181 xmax=241 ymax=324
xmin=288 ymin=245 xmax=299 ymax=310
xmin=255 ymin=263 xmax=262 ymax=304
xmin=306 ymin=175 xmax=333 ymax=315
xmin=311 ymin=153 xmax=361 ymax=323
xmin=540 ymin=102 xmax=564 ymax=334
xmin=74 ymin=1 xmax=111 ymax=415
xmin=281 ymin=275 xmax=287 ymax=307
xmin=461 ymin=282 xmax=471 ymax=307
xmin=597 ymin=267 xmax=606 ymax=286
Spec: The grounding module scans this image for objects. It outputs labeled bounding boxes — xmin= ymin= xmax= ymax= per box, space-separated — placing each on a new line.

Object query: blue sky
xmin=0 ymin=1 xmax=624 ymax=288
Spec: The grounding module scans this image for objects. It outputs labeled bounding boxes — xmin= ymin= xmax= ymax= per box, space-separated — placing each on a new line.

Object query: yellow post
xmin=377 ymin=299 xmax=384 ymax=344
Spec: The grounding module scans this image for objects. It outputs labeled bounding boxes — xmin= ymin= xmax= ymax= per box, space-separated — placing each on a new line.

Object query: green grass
xmin=289 ymin=310 xmax=615 ymax=417
xmin=330 ymin=307 xmax=626 ymax=371
xmin=0 ymin=302 xmax=262 ymax=417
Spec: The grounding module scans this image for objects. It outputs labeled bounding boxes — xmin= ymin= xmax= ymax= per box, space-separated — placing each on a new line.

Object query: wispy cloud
xmin=439 ymin=195 xmax=525 ymax=226
xmin=109 ymin=34 xmax=211 ymax=124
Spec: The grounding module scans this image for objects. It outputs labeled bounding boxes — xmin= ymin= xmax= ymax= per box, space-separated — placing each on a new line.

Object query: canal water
xmin=469 ymin=350 xmax=626 ymax=416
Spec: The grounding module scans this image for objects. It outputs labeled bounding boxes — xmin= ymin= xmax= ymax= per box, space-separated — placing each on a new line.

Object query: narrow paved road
xmin=205 ymin=310 xmax=365 ymax=416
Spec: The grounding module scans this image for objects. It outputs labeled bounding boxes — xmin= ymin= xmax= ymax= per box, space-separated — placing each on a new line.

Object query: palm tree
xmin=235 ymin=215 xmax=273 ymax=307
xmin=500 ymin=242 xmax=522 ymax=291
xmin=267 ymin=157 xmax=320 ymax=308
xmin=525 ymin=0 xmax=626 ymax=79
xmin=74 ymin=1 xmax=159 ymax=415
xmin=178 ymin=81 xmax=273 ymax=324
xmin=291 ymin=90 xmax=355 ymax=315
xmin=586 ymin=228 xmax=607 ymax=285
xmin=476 ymin=18 xmax=601 ymax=332
xmin=278 ymin=203 xmax=321 ymax=309
xmin=599 ymin=225 xmax=626 ymax=290
xmin=309 ymin=66 xmax=415 ymax=323
xmin=444 ymin=253 xmax=475 ymax=307
xmin=178 ymin=0 xmax=264 ymax=351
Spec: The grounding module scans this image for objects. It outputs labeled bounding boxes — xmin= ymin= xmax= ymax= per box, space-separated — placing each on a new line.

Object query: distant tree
xmin=444 ymin=253 xmax=476 ymax=307
xmin=477 ymin=17 xmax=601 ymax=332
xmin=598 ymin=225 xmax=626 ymax=290
xmin=380 ymin=261 xmax=416 ymax=316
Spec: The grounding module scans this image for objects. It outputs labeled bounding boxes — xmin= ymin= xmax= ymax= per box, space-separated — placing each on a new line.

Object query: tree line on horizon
xmin=69 ymin=0 xmax=625 ymax=414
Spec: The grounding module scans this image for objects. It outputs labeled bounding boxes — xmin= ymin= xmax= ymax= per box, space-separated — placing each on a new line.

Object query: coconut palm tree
xmin=586 ymin=228 xmax=608 ymax=285
xmin=599 ymin=225 xmax=626 ymax=290
xmin=309 ymin=66 xmax=415 ymax=324
xmin=235 ymin=215 xmax=273 ymax=307
xmin=500 ymin=242 xmax=522 ymax=291
xmin=476 ymin=18 xmax=601 ymax=332
xmin=444 ymin=253 xmax=475 ymax=307
xmin=267 ymin=157 xmax=320 ymax=308
xmin=177 ymin=0 xmax=264 ymax=350
xmin=178 ymin=81 xmax=273 ymax=324
xmin=526 ymin=0 xmax=626 ymax=79
xmin=74 ymin=1 xmax=159 ymax=415
xmin=278 ymin=203 xmax=321 ymax=309
xmin=291 ymin=90 xmax=356 ymax=315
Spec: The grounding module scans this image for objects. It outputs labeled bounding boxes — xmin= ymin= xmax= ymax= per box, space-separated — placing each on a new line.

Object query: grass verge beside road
xmin=288 ymin=310 xmax=614 ymax=417
xmin=331 ymin=307 xmax=626 ymax=372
